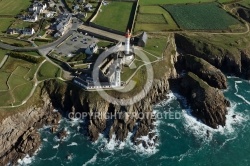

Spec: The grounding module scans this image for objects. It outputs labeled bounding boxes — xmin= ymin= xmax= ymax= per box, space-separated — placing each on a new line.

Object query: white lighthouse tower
xmin=125 ymin=29 xmax=131 ymax=55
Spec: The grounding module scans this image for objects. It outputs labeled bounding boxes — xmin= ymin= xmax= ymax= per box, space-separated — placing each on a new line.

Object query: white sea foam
xmin=53 ymin=144 xmax=60 ymax=149
xmin=52 ymin=109 xmax=58 ymax=112
xmin=182 ymin=101 xmax=247 ymax=141
xmin=82 ymin=152 xmax=98 ymax=166
xmin=154 ymin=92 xmax=176 ymax=108
xmin=43 ymin=138 xmax=48 ymax=142
xmin=235 ymin=82 xmax=250 ymax=105
xmin=67 ymin=142 xmax=78 ymax=146
xmin=17 ymin=155 xmax=34 ymax=166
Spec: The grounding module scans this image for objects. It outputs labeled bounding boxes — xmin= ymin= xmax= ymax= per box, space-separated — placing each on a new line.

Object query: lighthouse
xmin=125 ymin=29 xmax=131 ymax=55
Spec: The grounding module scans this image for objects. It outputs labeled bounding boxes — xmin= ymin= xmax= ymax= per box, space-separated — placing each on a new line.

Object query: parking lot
xmin=54 ymin=31 xmax=99 ymax=56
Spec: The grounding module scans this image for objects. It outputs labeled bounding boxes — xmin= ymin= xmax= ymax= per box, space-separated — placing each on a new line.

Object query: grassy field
xmin=139 ymin=0 xmax=235 ymax=5
xmin=0 ymin=56 xmax=37 ymax=106
xmin=134 ymin=5 xmax=179 ymax=33
xmin=37 ymin=61 xmax=61 ymax=81
xmin=0 ymin=0 xmax=31 ymax=15
xmin=0 ymin=37 xmax=32 ymax=47
xmin=144 ymin=36 xmax=168 ymax=57
xmin=137 ymin=14 xmax=167 ymax=24
xmin=94 ymin=2 xmax=133 ymax=32
xmin=10 ymin=19 xmax=33 ymax=29
xmin=164 ymin=3 xmax=241 ymax=30
xmin=0 ymin=18 xmax=15 ymax=34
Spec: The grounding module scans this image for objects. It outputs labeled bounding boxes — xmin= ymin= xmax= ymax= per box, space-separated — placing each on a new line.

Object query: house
xmin=78 ymin=0 xmax=85 ymax=4
xmin=138 ymin=32 xmax=147 ymax=47
xmin=48 ymin=1 xmax=55 ymax=8
xmin=84 ymin=3 xmax=93 ymax=11
xmin=73 ymin=5 xmax=80 ymax=12
xmin=22 ymin=28 xmax=35 ymax=35
xmin=85 ymin=43 xmax=98 ymax=55
xmin=23 ymin=13 xmax=38 ymax=22
xmin=53 ymin=14 xmax=72 ymax=37
xmin=45 ymin=11 xmax=55 ymax=18
xmin=29 ymin=1 xmax=47 ymax=14
xmin=7 ymin=28 xmax=20 ymax=35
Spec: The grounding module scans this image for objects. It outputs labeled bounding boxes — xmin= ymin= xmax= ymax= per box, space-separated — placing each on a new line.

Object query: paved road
xmin=78 ymin=25 xmax=125 ymax=42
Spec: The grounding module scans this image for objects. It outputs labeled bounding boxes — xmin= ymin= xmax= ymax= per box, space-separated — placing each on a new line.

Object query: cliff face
xmin=180 ymin=72 xmax=230 ymax=128
xmin=0 ymin=33 xmax=242 ymax=165
xmin=175 ymin=33 xmax=250 ymax=79
xmin=43 ymin=59 xmax=173 ymax=145
xmin=183 ymin=54 xmax=227 ymax=89
xmin=0 ymin=94 xmax=61 ymax=166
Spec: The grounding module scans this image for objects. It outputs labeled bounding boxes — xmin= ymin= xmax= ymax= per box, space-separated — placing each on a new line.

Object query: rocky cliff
xmin=183 ymin=54 xmax=227 ymax=89
xmin=180 ymin=72 xmax=230 ymax=128
xmin=0 ymin=90 xmax=61 ymax=166
xmin=0 ymin=33 xmax=244 ymax=165
xmin=175 ymin=33 xmax=250 ymax=79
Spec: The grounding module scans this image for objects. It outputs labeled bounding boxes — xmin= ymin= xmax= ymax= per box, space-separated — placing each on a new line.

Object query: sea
xmin=17 ymin=77 xmax=250 ymax=166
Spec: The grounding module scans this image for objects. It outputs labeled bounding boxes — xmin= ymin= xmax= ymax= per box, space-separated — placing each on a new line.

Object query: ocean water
xmin=17 ymin=77 xmax=250 ymax=166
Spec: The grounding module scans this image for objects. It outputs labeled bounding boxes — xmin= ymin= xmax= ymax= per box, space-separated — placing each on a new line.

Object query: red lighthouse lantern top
xmin=125 ymin=29 xmax=131 ymax=38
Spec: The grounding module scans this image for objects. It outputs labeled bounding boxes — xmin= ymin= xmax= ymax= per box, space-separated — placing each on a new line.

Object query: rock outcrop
xmin=0 ymin=93 xmax=61 ymax=165
xmin=180 ymin=72 xmax=230 ymax=128
xmin=183 ymin=54 xmax=227 ymax=89
xmin=175 ymin=33 xmax=250 ymax=79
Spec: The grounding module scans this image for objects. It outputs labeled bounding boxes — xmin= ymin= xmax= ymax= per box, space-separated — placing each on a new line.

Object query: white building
xmin=29 ymin=2 xmax=47 ymax=14
xmin=85 ymin=43 xmax=98 ymax=55
xmin=22 ymin=28 xmax=35 ymax=35
xmin=23 ymin=13 xmax=38 ymax=22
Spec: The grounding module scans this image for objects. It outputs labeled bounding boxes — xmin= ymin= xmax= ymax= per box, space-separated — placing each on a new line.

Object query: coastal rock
xmin=175 ymin=33 xmax=250 ymax=79
xmin=183 ymin=54 xmax=227 ymax=89
xmin=57 ymin=129 xmax=68 ymax=140
xmin=181 ymin=72 xmax=229 ymax=128
xmin=0 ymin=93 xmax=61 ymax=165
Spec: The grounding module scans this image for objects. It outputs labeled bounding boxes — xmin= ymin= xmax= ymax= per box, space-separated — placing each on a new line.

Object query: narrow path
xmin=0 ymin=54 xmax=8 ymax=68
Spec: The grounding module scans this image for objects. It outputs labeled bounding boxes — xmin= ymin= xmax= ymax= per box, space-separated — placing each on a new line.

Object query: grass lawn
xmin=0 ymin=18 xmax=15 ymax=34
xmin=0 ymin=55 xmax=37 ymax=106
xmin=139 ymin=0 xmax=234 ymax=5
xmin=37 ymin=61 xmax=61 ymax=81
xmin=34 ymin=40 xmax=51 ymax=46
xmin=134 ymin=5 xmax=179 ymax=33
xmin=0 ymin=72 xmax=10 ymax=90
xmin=97 ymin=41 xmax=113 ymax=48
xmin=8 ymin=75 xmax=28 ymax=89
xmin=12 ymin=81 xmax=33 ymax=104
xmin=12 ymin=66 xmax=30 ymax=76
xmin=0 ymin=0 xmax=31 ymax=15
xmin=10 ymin=19 xmax=33 ymax=29
xmin=144 ymin=36 xmax=167 ymax=57
xmin=0 ymin=37 xmax=32 ymax=47
xmin=164 ymin=3 xmax=241 ymax=30
xmin=137 ymin=14 xmax=167 ymax=24
xmin=0 ymin=91 xmax=13 ymax=106
xmin=94 ymin=2 xmax=133 ymax=32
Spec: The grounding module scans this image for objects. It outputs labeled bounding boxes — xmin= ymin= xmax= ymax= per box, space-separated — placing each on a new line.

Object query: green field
xmin=139 ymin=0 xmax=234 ymax=5
xmin=0 ymin=37 xmax=32 ymax=47
xmin=94 ymin=2 xmax=133 ymax=32
xmin=134 ymin=5 xmax=179 ymax=33
xmin=144 ymin=36 xmax=168 ymax=57
xmin=164 ymin=3 xmax=241 ymax=30
xmin=37 ymin=62 xmax=61 ymax=81
xmin=0 ymin=0 xmax=31 ymax=15
xmin=0 ymin=18 xmax=15 ymax=34
xmin=137 ymin=14 xmax=167 ymax=24
xmin=0 ymin=56 xmax=36 ymax=106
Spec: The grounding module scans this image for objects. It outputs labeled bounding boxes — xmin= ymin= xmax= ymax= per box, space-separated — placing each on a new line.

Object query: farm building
xmin=138 ymin=32 xmax=147 ymax=47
